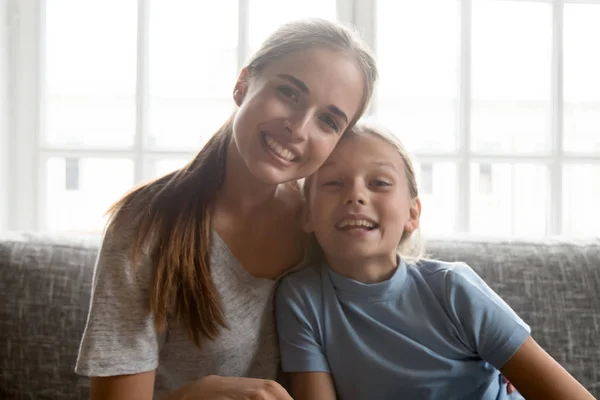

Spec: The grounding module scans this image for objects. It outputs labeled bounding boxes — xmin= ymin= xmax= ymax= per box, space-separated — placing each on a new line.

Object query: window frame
xmin=3 ymin=0 xmax=600 ymax=235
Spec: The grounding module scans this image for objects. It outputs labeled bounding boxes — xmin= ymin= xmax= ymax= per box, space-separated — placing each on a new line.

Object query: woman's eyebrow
xmin=278 ymin=74 xmax=309 ymax=93
xmin=277 ymin=74 xmax=349 ymax=124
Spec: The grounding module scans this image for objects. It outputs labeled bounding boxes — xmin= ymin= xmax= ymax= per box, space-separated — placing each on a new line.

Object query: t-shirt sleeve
xmin=275 ymin=274 xmax=330 ymax=373
xmin=443 ymin=263 xmax=531 ymax=370
xmin=75 ymin=225 xmax=160 ymax=376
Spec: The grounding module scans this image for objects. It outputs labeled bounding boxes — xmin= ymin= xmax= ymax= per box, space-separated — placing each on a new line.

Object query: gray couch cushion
xmin=0 ymin=232 xmax=599 ymax=398
xmin=427 ymin=237 xmax=600 ymax=396
xmin=0 ymin=232 xmax=98 ymax=399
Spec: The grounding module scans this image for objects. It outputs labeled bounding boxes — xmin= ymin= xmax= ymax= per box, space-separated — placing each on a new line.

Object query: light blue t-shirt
xmin=275 ymin=258 xmax=531 ymax=400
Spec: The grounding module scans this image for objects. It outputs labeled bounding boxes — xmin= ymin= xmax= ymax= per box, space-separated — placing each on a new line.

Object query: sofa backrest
xmin=0 ymin=232 xmax=98 ymax=399
xmin=427 ymin=237 xmax=600 ymax=395
xmin=1 ymin=232 xmax=599 ymax=398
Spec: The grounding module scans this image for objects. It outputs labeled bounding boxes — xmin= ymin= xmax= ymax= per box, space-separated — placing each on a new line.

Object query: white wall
xmin=0 ymin=0 xmax=9 ymax=231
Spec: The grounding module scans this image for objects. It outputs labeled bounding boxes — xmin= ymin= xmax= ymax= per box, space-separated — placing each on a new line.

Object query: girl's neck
xmin=326 ymin=253 xmax=398 ymax=284
xmin=217 ymin=137 xmax=283 ymax=216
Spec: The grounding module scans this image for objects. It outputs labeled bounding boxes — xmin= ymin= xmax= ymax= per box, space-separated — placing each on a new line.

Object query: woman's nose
xmin=285 ymin=112 xmax=311 ymax=142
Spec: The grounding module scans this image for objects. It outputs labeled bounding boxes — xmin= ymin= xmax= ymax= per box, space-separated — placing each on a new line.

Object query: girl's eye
xmin=320 ymin=115 xmax=339 ymax=133
xmin=322 ymin=180 xmax=342 ymax=187
xmin=372 ymin=180 xmax=392 ymax=187
xmin=277 ymin=86 xmax=299 ymax=102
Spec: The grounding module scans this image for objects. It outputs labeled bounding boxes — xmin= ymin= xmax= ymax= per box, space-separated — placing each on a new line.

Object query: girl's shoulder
xmin=411 ymin=258 xmax=476 ymax=279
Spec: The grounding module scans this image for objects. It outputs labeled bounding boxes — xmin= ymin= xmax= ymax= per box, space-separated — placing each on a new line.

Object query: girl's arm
xmin=500 ymin=336 xmax=596 ymax=400
xmin=290 ymin=371 xmax=337 ymax=400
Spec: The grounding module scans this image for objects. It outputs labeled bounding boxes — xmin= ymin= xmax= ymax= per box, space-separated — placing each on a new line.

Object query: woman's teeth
xmin=265 ymin=134 xmax=295 ymax=162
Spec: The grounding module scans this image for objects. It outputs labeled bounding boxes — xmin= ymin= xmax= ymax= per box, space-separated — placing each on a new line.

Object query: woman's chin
xmin=247 ymin=162 xmax=303 ymax=186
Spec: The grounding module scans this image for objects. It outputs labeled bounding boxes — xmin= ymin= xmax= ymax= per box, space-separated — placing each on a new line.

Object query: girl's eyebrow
xmin=371 ymin=161 xmax=397 ymax=171
xmin=320 ymin=161 xmax=337 ymax=169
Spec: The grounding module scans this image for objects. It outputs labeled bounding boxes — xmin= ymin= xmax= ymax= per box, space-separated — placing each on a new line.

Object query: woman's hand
xmin=165 ymin=375 xmax=293 ymax=400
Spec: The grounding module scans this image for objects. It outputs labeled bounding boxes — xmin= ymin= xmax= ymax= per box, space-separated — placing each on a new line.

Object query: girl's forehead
xmin=323 ymin=134 xmax=405 ymax=173
xmin=335 ymin=133 xmax=396 ymax=157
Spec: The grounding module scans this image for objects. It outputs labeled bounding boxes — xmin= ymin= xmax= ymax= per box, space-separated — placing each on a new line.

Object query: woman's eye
xmin=320 ymin=115 xmax=339 ymax=132
xmin=277 ymin=86 xmax=299 ymax=102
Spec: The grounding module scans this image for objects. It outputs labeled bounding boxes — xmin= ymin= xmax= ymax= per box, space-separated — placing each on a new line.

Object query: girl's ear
xmin=233 ymin=67 xmax=250 ymax=106
xmin=404 ymin=197 xmax=422 ymax=234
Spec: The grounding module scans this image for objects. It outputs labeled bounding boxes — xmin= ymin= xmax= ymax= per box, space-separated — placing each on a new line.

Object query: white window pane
xmin=45 ymin=0 xmax=137 ymax=147
xmin=470 ymin=163 xmax=549 ymax=236
xmin=471 ymin=1 xmax=552 ymax=153
xmin=414 ymin=162 xmax=457 ymax=235
xmin=149 ymin=0 xmax=238 ymax=99
xmin=46 ymin=98 xmax=135 ymax=148
xmin=46 ymin=158 xmax=134 ymax=233
xmin=563 ymin=4 xmax=600 ymax=154
xmin=563 ymin=165 xmax=600 ymax=237
xmin=378 ymin=99 xmax=456 ymax=153
xmin=148 ymin=99 xmax=233 ymax=150
xmin=248 ymin=0 xmax=337 ymax=52
xmin=147 ymin=158 xmax=191 ymax=181
xmin=148 ymin=0 xmax=238 ymax=150
xmin=376 ymin=0 xmax=459 ymax=153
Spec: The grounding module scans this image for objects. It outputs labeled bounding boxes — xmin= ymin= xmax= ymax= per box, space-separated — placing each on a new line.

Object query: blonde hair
xmin=303 ymin=119 xmax=425 ymax=261
xmin=107 ymin=19 xmax=378 ymax=348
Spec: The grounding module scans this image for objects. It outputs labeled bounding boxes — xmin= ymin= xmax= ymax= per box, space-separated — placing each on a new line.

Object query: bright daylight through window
xmin=5 ymin=0 xmax=600 ymax=237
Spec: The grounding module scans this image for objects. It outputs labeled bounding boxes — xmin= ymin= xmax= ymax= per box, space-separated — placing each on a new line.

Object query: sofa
xmin=1 ymin=231 xmax=599 ymax=399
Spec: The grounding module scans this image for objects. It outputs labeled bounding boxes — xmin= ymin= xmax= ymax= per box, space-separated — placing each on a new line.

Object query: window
xmin=374 ymin=0 xmax=600 ymax=237
xmin=4 ymin=0 xmax=600 ymax=237
xmin=20 ymin=0 xmax=336 ymax=233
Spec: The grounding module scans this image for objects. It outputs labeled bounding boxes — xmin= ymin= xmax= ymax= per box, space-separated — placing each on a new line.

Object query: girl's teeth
xmin=265 ymin=135 xmax=294 ymax=161
xmin=339 ymin=220 xmax=374 ymax=229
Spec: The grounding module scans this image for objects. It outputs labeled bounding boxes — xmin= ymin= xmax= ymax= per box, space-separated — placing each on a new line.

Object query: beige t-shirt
xmin=75 ymin=229 xmax=280 ymax=399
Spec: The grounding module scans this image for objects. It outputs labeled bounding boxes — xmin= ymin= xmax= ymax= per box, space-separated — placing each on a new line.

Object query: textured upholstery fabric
xmin=1 ymin=232 xmax=599 ymax=399
xmin=0 ymin=233 xmax=98 ymax=399
xmin=426 ymin=237 xmax=600 ymax=396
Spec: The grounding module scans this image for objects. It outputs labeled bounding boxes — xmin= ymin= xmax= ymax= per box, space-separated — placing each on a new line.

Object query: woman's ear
xmin=233 ymin=67 xmax=250 ymax=106
xmin=404 ymin=197 xmax=422 ymax=233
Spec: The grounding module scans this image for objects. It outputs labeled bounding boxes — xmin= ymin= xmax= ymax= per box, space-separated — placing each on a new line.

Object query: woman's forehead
xmin=261 ymin=48 xmax=365 ymax=119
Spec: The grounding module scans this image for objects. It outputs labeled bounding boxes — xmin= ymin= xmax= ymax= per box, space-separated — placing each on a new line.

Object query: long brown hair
xmin=106 ymin=18 xmax=378 ymax=348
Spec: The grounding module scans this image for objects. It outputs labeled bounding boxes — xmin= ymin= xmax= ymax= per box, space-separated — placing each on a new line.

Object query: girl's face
xmin=305 ymin=134 xmax=421 ymax=266
xmin=231 ymin=47 xmax=365 ymax=185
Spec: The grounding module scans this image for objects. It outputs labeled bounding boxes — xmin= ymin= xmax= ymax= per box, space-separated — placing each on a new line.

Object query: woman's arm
xmin=90 ymin=371 xmax=155 ymax=400
xmin=500 ymin=336 xmax=596 ymax=400
xmin=290 ymin=372 xmax=337 ymax=400
xmin=90 ymin=373 xmax=293 ymax=400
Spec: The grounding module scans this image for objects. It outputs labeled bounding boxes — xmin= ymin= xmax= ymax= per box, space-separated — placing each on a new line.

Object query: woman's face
xmin=231 ymin=47 xmax=365 ymax=185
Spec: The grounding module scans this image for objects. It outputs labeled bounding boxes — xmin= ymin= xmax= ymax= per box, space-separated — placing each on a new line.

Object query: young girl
xmin=75 ymin=19 xmax=378 ymax=400
xmin=275 ymin=121 xmax=595 ymax=400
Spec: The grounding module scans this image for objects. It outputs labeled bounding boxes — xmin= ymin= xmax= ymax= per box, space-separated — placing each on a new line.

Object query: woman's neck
xmin=217 ymin=137 xmax=282 ymax=216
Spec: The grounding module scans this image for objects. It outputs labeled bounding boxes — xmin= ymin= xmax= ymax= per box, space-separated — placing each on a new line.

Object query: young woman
xmin=75 ymin=19 xmax=378 ymax=400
